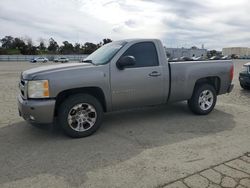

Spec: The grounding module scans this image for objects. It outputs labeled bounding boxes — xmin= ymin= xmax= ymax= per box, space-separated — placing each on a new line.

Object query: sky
xmin=0 ymin=0 xmax=249 ymax=50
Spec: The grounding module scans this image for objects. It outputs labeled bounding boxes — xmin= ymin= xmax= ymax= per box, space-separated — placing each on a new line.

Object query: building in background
xmin=165 ymin=46 xmax=207 ymax=59
xmin=222 ymin=47 xmax=250 ymax=58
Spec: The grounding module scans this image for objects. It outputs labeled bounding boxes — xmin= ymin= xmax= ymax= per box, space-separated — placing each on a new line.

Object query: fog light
xmin=30 ymin=115 xmax=35 ymax=120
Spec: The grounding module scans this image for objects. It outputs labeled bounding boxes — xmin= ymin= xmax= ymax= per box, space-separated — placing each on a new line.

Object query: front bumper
xmin=17 ymin=95 xmax=56 ymax=123
xmin=239 ymin=75 xmax=250 ymax=86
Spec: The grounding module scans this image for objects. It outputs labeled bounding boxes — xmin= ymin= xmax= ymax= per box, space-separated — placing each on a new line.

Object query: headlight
xmin=28 ymin=80 xmax=50 ymax=98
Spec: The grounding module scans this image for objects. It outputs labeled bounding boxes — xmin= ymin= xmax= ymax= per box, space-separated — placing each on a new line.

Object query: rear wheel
xmin=58 ymin=94 xmax=103 ymax=138
xmin=188 ymin=84 xmax=217 ymax=115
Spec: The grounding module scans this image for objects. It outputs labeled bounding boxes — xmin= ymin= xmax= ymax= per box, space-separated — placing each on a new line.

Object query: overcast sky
xmin=0 ymin=0 xmax=249 ymax=49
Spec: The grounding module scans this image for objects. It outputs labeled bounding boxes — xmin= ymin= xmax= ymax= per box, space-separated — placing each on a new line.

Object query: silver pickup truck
xmin=18 ymin=39 xmax=234 ymax=137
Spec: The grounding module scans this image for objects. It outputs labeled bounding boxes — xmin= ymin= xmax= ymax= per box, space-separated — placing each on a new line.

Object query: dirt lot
xmin=0 ymin=60 xmax=249 ymax=188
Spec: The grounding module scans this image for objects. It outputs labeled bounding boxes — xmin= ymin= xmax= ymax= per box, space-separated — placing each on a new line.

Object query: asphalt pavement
xmin=0 ymin=60 xmax=249 ymax=188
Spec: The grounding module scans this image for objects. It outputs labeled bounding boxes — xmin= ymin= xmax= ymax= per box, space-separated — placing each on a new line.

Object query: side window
xmin=122 ymin=42 xmax=159 ymax=68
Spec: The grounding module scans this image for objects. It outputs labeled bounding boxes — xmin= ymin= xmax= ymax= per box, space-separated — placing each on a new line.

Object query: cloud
xmin=0 ymin=0 xmax=249 ymax=49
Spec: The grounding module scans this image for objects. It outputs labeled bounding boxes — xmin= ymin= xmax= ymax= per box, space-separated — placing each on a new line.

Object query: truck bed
xmin=168 ymin=60 xmax=233 ymax=102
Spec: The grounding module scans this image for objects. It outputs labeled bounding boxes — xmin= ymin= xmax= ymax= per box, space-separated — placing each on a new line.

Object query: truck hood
xmin=22 ymin=63 xmax=93 ymax=80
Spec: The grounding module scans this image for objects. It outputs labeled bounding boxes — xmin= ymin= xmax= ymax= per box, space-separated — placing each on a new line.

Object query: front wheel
xmin=188 ymin=84 xmax=217 ymax=115
xmin=58 ymin=94 xmax=103 ymax=138
xmin=240 ymin=83 xmax=250 ymax=90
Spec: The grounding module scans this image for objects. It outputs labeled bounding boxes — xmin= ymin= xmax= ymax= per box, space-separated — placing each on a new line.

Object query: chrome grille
xmin=19 ymin=79 xmax=27 ymax=99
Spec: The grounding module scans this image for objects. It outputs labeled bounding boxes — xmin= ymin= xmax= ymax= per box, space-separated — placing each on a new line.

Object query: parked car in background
xmin=239 ymin=62 xmax=250 ymax=90
xmin=172 ymin=57 xmax=180 ymax=62
xmin=209 ymin=56 xmax=221 ymax=60
xmin=221 ymin=56 xmax=230 ymax=60
xmin=180 ymin=56 xmax=192 ymax=61
xmin=18 ymin=39 xmax=234 ymax=138
xmin=30 ymin=57 xmax=48 ymax=63
xmin=54 ymin=57 xmax=69 ymax=63
xmin=191 ymin=56 xmax=203 ymax=61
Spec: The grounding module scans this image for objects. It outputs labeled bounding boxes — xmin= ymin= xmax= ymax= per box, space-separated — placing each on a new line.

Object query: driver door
xmin=110 ymin=42 xmax=165 ymax=110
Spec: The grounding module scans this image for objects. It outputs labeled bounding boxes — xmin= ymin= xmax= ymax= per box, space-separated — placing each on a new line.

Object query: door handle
xmin=149 ymin=71 xmax=161 ymax=77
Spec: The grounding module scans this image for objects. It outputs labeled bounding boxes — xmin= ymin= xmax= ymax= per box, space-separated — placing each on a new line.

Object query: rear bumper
xmin=17 ymin=95 xmax=56 ymax=123
xmin=227 ymin=84 xmax=234 ymax=93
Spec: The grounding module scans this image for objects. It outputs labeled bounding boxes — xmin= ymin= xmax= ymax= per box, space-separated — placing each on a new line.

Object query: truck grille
xmin=19 ymin=79 xmax=27 ymax=99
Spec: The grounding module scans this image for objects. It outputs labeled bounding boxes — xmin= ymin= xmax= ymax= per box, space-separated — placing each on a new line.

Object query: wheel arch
xmin=54 ymin=87 xmax=107 ymax=117
xmin=193 ymin=76 xmax=221 ymax=95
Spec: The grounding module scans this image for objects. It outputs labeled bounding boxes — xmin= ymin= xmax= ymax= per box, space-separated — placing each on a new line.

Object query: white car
xmin=30 ymin=57 xmax=48 ymax=63
xmin=191 ymin=56 xmax=203 ymax=61
xmin=54 ymin=57 xmax=69 ymax=63
xmin=221 ymin=56 xmax=229 ymax=60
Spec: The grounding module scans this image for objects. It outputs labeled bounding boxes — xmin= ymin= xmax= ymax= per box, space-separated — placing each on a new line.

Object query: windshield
xmin=84 ymin=41 xmax=127 ymax=65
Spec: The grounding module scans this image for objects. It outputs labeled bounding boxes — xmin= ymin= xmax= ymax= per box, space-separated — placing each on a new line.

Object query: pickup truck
xmin=18 ymin=39 xmax=234 ymax=138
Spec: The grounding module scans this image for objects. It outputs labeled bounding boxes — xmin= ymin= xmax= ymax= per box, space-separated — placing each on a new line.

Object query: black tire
xmin=58 ymin=94 xmax=103 ymax=138
xmin=240 ymin=83 xmax=250 ymax=90
xmin=188 ymin=84 xmax=217 ymax=115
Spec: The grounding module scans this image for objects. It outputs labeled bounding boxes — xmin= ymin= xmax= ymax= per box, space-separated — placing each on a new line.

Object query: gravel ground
xmin=0 ymin=60 xmax=249 ymax=188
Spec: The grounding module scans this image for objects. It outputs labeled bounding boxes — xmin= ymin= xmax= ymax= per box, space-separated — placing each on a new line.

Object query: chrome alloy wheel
xmin=67 ymin=103 xmax=97 ymax=132
xmin=198 ymin=90 xmax=214 ymax=111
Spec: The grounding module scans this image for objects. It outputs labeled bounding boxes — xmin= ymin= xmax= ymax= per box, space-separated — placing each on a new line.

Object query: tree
xmin=83 ymin=42 xmax=98 ymax=54
xmin=96 ymin=42 xmax=102 ymax=49
xmin=24 ymin=38 xmax=37 ymax=55
xmin=12 ymin=37 xmax=26 ymax=54
xmin=48 ymin=38 xmax=59 ymax=53
xmin=13 ymin=37 xmax=26 ymax=50
xmin=38 ymin=40 xmax=46 ymax=51
xmin=0 ymin=36 xmax=14 ymax=49
xmin=0 ymin=35 xmax=113 ymax=55
xmin=74 ymin=43 xmax=81 ymax=54
xmin=103 ymin=38 xmax=112 ymax=45
xmin=0 ymin=47 xmax=5 ymax=55
xmin=59 ymin=41 xmax=74 ymax=54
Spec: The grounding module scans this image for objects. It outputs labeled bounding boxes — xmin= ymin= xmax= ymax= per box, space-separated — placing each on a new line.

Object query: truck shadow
xmin=0 ymin=102 xmax=235 ymax=186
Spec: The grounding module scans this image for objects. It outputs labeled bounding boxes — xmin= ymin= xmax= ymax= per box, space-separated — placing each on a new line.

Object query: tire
xmin=188 ymin=84 xmax=217 ymax=115
xmin=240 ymin=83 xmax=250 ymax=90
xmin=58 ymin=94 xmax=103 ymax=138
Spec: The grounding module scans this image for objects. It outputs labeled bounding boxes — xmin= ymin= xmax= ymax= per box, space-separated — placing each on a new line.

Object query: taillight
xmin=230 ymin=65 xmax=234 ymax=81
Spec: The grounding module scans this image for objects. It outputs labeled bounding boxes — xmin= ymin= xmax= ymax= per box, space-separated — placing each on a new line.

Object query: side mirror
xmin=116 ymin=56 xmax=136 ymax=70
